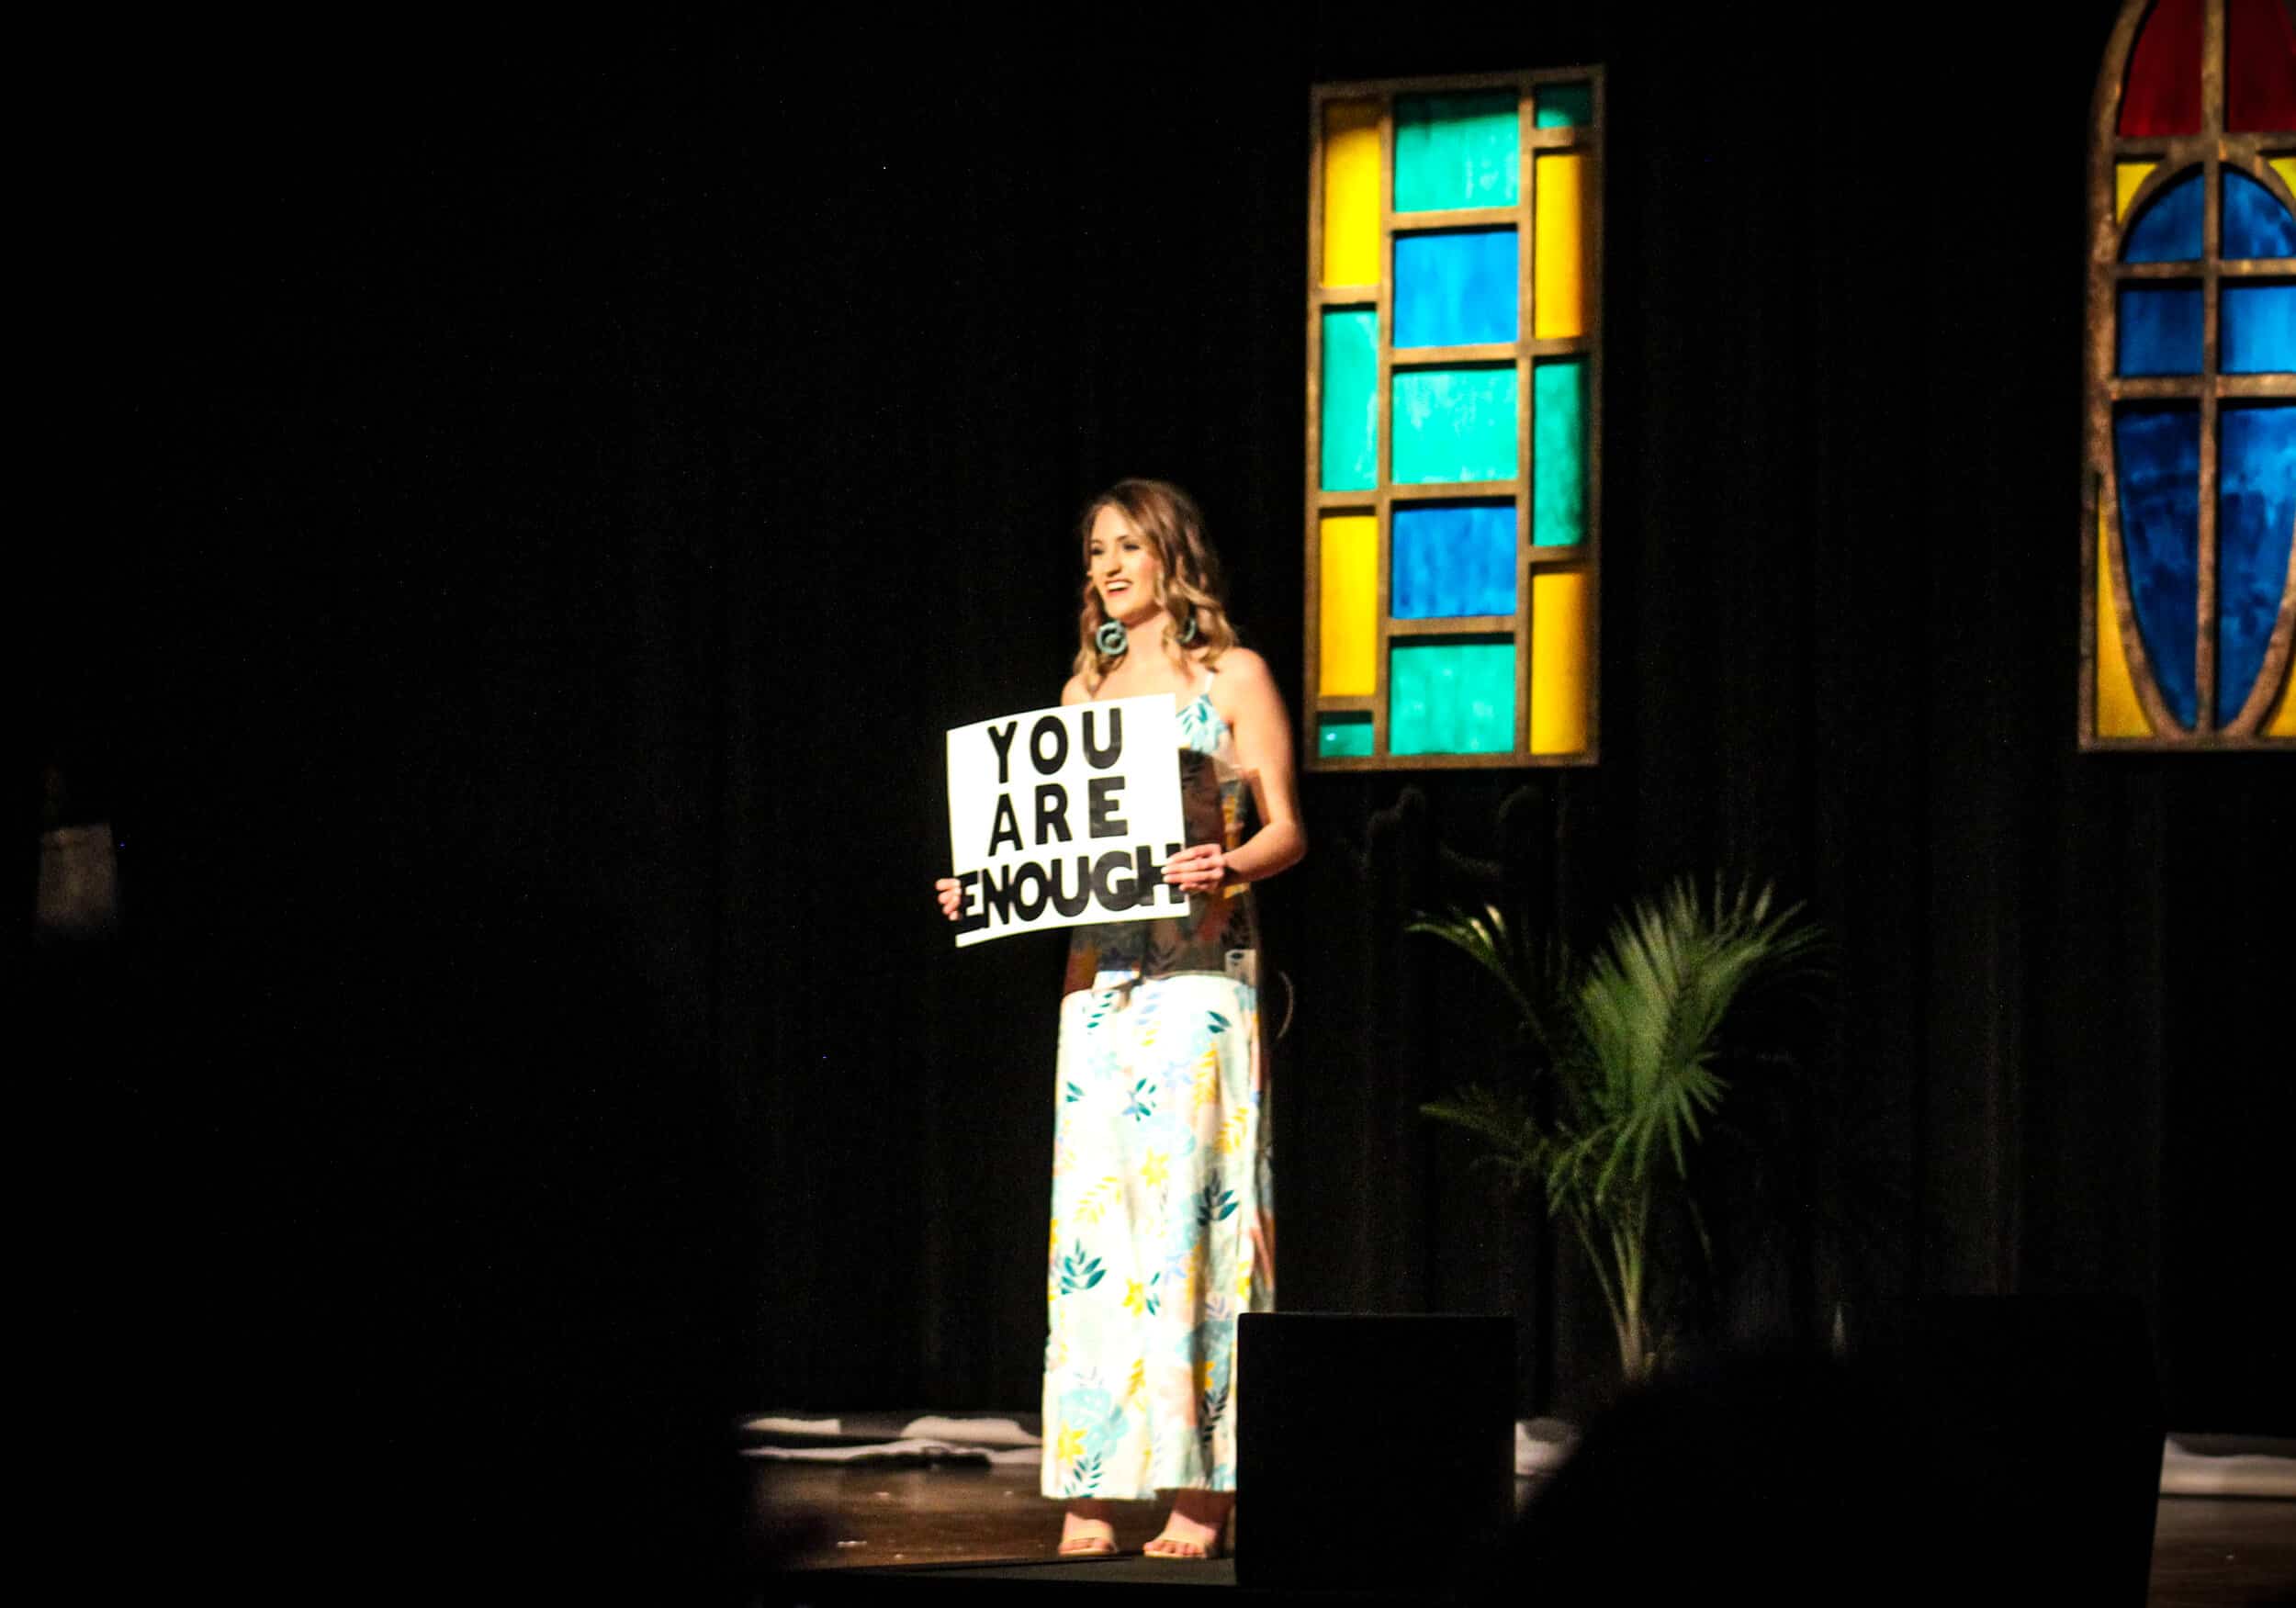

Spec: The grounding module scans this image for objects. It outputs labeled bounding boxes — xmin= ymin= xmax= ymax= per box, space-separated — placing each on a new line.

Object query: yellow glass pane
xmin=1322 ymin=101 xmax=1382 ymax=288
xmin=2115 ymin=161 xmax=2159 ymax=222
xmin=1533 ymin=153 xmax=1586 ymax=340
xmin=2096 ymin=505 xmax=2153 ymax=737
xmin=1320 ymin=514 xmax=1379 ymax=696
xmin=2268 ymin=660 xmax=2296 ymax=736
xmin=1529 ymin=569 xmax=1589 ymax=753
xmin=2272 ymin=158 xmax=2296 ymax=201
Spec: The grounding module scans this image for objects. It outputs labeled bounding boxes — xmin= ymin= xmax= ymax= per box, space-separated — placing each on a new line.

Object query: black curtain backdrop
xmin=36 ymin=2 xmax=2292 ymax=1580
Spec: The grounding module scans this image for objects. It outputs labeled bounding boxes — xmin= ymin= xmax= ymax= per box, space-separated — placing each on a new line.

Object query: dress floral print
xmin=1041 ymin=680 xmax=1274 ymax=1499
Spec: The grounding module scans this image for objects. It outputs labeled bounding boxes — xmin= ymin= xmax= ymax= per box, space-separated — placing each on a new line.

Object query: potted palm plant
xmin=1411 ymin=876 xmax=1824 ymax=1385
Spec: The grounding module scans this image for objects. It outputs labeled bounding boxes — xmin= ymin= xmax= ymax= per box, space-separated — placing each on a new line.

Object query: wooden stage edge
xmin=751 ymin=1460 xmax=2296 ymax=1606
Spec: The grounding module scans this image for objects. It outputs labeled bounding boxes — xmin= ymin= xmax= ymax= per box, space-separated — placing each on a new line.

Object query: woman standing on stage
xmin=937 ymin=478 xmax=1304 ymax=1558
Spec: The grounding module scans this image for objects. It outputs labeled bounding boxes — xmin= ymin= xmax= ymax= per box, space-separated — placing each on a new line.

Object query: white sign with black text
xmin=945 ymin=695 xmax=1189 ymax=947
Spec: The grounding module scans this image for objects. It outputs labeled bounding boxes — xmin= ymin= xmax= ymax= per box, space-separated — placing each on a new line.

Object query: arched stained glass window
xmin=1305 ymin=70 xmax=1604 ymax=770
xmin=2086 ymin=0 xmax=2296 ymax=748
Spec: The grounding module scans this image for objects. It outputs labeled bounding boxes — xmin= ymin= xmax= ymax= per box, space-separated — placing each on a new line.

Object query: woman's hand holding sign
xmin=1161 ymin=843 xmax=1229 ymax=895
xmin=937 ymin=842 xmax=1224 ymax=922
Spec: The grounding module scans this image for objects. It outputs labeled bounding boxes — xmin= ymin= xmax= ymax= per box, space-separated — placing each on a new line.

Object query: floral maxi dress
xmin=1040 ymin=685 xmax=1274 ymax=1499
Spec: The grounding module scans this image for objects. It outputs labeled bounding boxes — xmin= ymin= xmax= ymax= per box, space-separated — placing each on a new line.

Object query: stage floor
xmin=753 ymin=1459 xmax=2296 ymax=1604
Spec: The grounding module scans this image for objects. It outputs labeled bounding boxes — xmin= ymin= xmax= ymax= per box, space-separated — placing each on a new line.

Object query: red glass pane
xmin=2227 ymin=0 xmax=2296 ymax=133
xmin=2120 ymin=0 xmax=2205 ymax=136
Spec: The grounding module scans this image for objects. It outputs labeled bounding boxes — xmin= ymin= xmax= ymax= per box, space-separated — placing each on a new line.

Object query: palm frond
xmin=1405 ymin=904 xmax=1572 ymax=1063
xmin=1575 ymin=875 xmax=1823 ymax=1196
xmin=1419 ymin=1084 xmax=1535 ymax=1152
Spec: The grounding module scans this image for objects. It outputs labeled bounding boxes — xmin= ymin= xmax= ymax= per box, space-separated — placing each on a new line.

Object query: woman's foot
xmin=1058 ymin=1501 xmax=1119 ymax=1557
xmin=1142 ymin=1489 xmax=1232 ymax=1558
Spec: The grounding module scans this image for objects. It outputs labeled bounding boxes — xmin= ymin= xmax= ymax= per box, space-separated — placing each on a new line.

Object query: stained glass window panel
xmin=2116 ymin=284 xmax=2204 ymax=375
xmin=2116 ymin=161 xmax=2160 ymax=220
xmin=1529 ymin=572 xmax=1590 ymax=755
xmin=1394 ymin=92 xmax=1520 ymax=213
xmin=2226 ymin=0 xmax=2296 ymax=133
xmin=1322 ymin=100 xmax=1383 ymax=287
xmin=2119 ymin=0 xmax=2204 ymax=136
xmin=2113 ymin=405 xmax=2203 ymax=730
xmin=2096 ymin=507 xmax=2154 ymax=737
xmin=1390 ymin=640 xmax=1515 ymax=754
xmin=2122 ymin=169 xmax=2204 ymax=261
xmin=1533 ymin=154 xmax=1588 ymax=340
xmin=2218 ymin=406 xmax=2296 ymax=725
xmin=1532 ymin=358 xmax=1586 ymax=546
xmin=1318 ymin=713 xmax=1375 ymax=759
xmin=1394 ymin=230 xmax=1520 ymax=348
xmin=1321 ymin=309 xmax=1379 ymax=490
xmin=1536 ymin=83 xmax=1593 ymax=129
xmin=2222 ymin=284 xmax=2296 ymax=374
xmin=1391 ymin=367 xmax=1518 ymax=484
xmin=1392 ymin=503 xmax=1515 ymax=618
xmin=2223 ymin=171 xmax=2296 ymax=260
xmin=1320 ymin=514 xmax=1379 ymax=696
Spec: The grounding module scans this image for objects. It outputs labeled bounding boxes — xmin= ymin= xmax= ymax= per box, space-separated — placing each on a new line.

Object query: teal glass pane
xmin=1532 ymin=358 xmax=1585 ymax=546
xmin=1390 ymin=639 xmax=1515 ymax=754
xmin=2114 ymin=405 xmax=2201 ymax=730
xmin=1321 ymin=309 xmax=1379 ymax=490
xmin=1394 ymin=92 xmax=1520 ymax=212
xmin=1392 ymin=367 xmax=1517 ymax=484
xmin=1318 ymin=713 xmax=1375 ymax=759
xmin=2219 ymin=405 xmax=2296 ymax=724
xmin=2117 ymin=284 xmax=2203 ymax=375
xmin=1394 ymin=230 xmax=1519 ymax=347
xmin=2222 ymin=284 xmax=2296 ymax=373
xmin=1393 ymin=503 xmax=1515 ymax=617
xmin=1535 ymin=83 xmax=1593 ymax=129
xmin=2223 ymin=171 xmax=2296 ymax=259
xmin=2122 ymin=169 xmax=2204 ymax=262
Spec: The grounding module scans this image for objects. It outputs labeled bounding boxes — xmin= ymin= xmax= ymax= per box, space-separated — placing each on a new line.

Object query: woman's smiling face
xmin=1087 ymin=503 xmax=1164 ymax=625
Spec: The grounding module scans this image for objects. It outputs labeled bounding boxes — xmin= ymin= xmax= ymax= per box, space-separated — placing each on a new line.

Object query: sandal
xmin=1142 ymin=1503 xmax=1232 ymax=1560
xmin=1057 ymin=1518 xmax=1119 ymax=1557
xmin=1142 ymin=1535 xmax=1222 ymax=1559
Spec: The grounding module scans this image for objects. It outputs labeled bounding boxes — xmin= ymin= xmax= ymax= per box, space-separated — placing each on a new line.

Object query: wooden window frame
xmin=1305 ymin=68 xmax=1605 ymax=771
xmin=2083 ymin=0 xmax=2296 ymax=749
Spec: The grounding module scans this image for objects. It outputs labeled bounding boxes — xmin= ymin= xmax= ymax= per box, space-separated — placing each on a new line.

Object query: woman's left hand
xmin=1163 ymin=842 xmax=1230 ymax=894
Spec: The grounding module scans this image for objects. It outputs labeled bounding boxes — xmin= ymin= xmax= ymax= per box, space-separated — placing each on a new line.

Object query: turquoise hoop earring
xmin=1175 ymin=612 xmax=1199 ymax=647
xmin=1095 ymin=618 xmax=1129 ymax=657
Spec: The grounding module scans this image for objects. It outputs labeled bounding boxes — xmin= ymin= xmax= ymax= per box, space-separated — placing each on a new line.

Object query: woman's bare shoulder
xmin=1061 ymin=672 xmax=1093 ymax=705
xmin=1212 ymin=647 xmax=1277 ymax=691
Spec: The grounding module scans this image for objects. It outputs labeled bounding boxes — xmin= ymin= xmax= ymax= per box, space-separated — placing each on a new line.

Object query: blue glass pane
xmin=2122 ymin=169 xmax=2205 ymax=261
xmin=1535 ymin=83 xmax=1593 ymax=129
xmin=2117 ymin=284 xmax=2204 ymax=375
xmin=1394 ymin=230 xmax=1519 ymax=348
xmin=1318 ymin=713 xmax=1374 ymax=759
xmin=2223 ymin=171 xmax=2296 ymax=260
xmin=2219 ymin=405 xmax=2296 ymax=724
xmin=2114 ymin=406 xmax=2202 ymax=731
xmin=1393 ymin=503 xmax=1516 ymax=618
xmin=1390 ymin=640 xmax=1515 ymax=754
xmin=2223 ymin=284 xmax=2296 ymax=374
